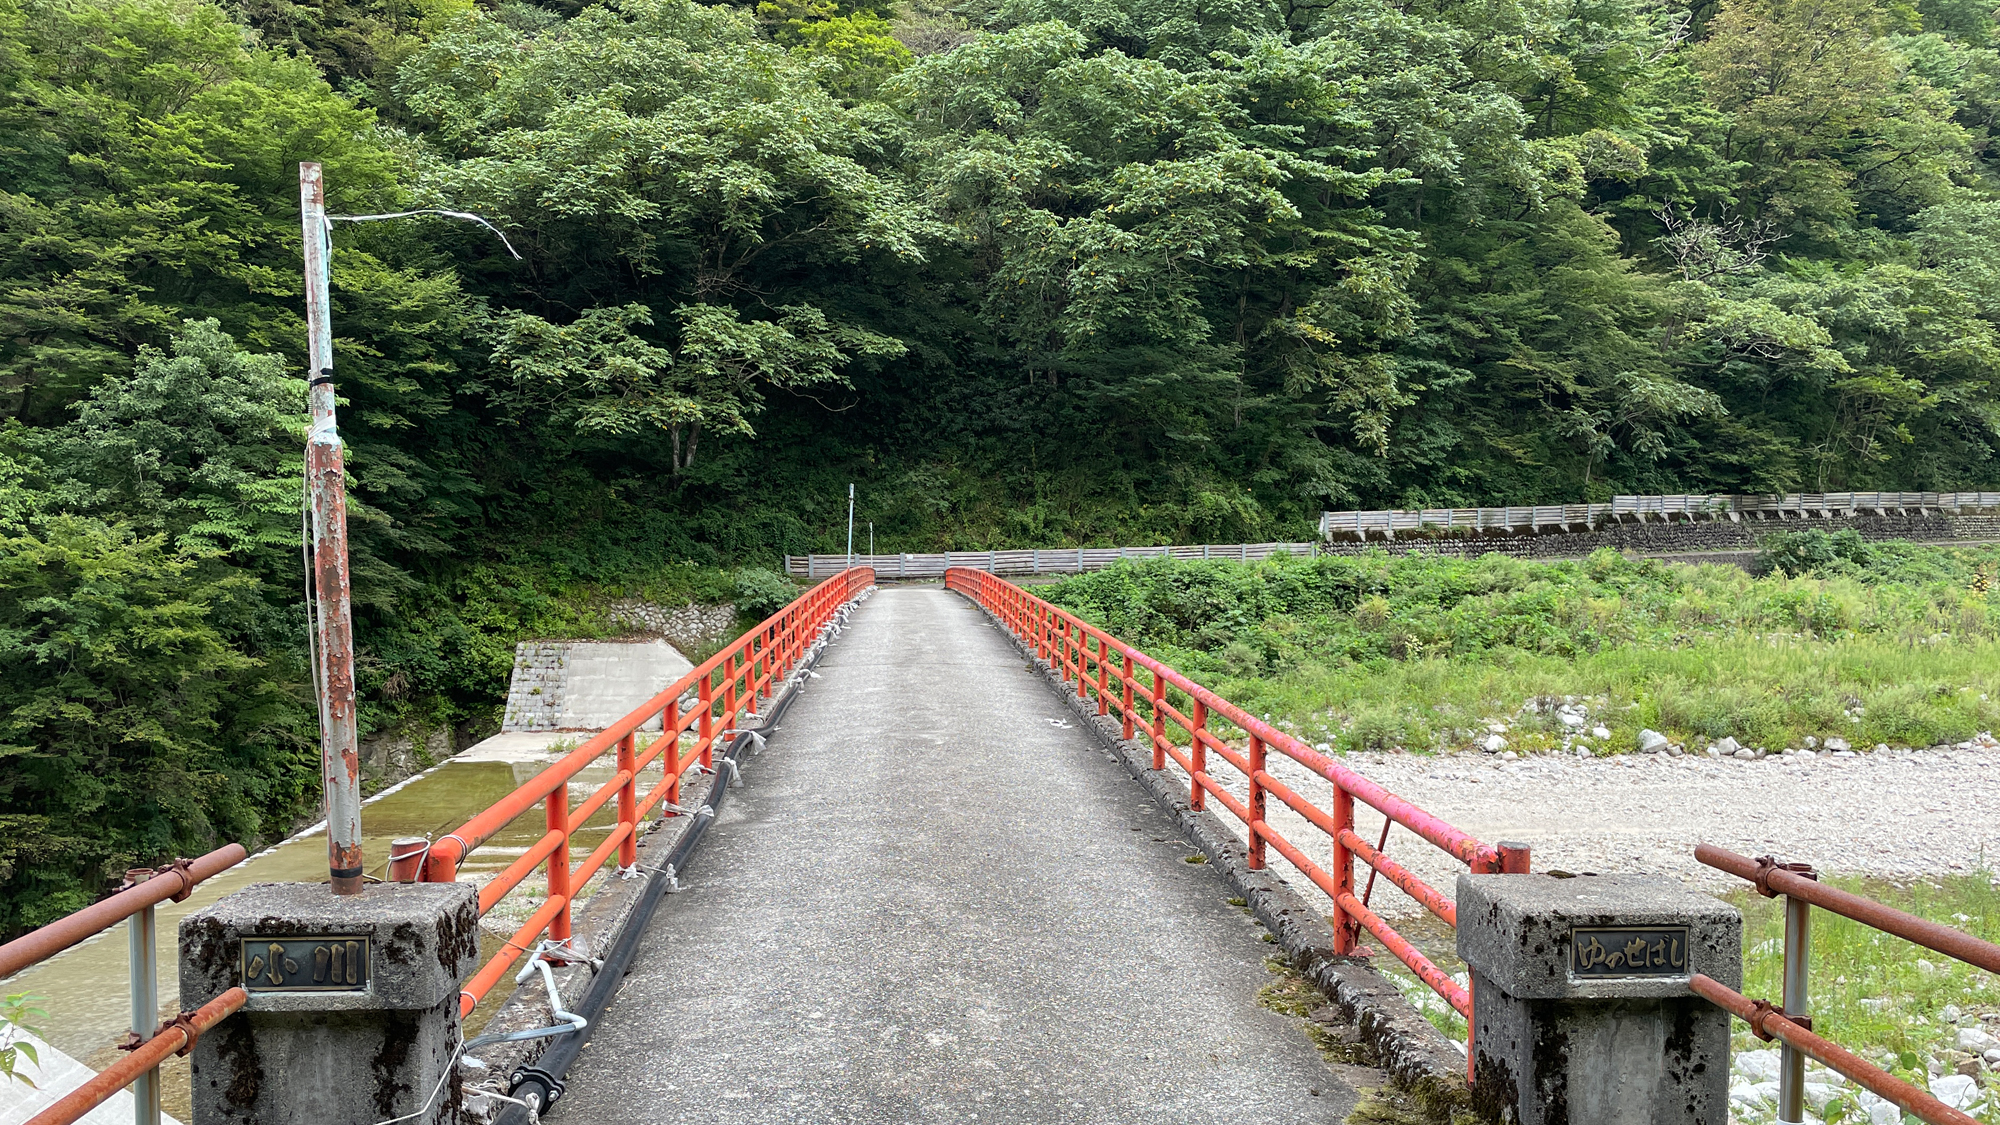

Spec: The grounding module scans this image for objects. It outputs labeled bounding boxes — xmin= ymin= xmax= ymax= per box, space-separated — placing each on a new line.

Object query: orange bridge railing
xmin=417 ymin=568 xmax=875 ymax=1017
xmin=945 ymin=566 xmax=1525 ymax=1080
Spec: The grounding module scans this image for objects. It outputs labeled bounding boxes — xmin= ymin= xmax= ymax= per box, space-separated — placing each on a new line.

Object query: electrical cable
xmin=324 ymin=209 xmax=523 ymax=260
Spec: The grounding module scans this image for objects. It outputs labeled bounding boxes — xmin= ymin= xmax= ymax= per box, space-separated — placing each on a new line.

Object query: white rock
xmin=1735 ymin=1049 xmax=1781 ymax=1082
xmin=1930 ymin=1073 xmax=1977 ymax=1109
xmin=1733 ymin=747 xmax=1756 ymax=760
xmin=1714 ymin=736 xmax=1742 ymax=755
xmin=1985 ymin=1048 xmax=2000 ymax=1066
xmin=1805 ymin=735 xmax=1819 ymax=748
xmin=1575 ymin=746 xmax=1593 ymax=758
xmin=1825 ymin=736 xmax=1851 ymax=752
xmin=1592 ymin=725 xmax=1612 ymax=740
xmin=1705 ymin=745 xmax=1722 ymax=758
xmin=1499 ymin=751 xmax=1519 ymax=762
xmin=1944 ymin=1004 xmax=1964 ymax=1023
xmin=1560 ymin=711 xmax=1587 ymax=728
xmin=1482 ymin=734 xmax=1509 ymax=753
xmin=1638 ymin=728 xmax=1670 ymax=753
xmin=1488 ymin=722 xmax=1509 ymax=734
xmin=1875 ymin=743 xmax=1890 ymax=753
xmin=1731 ymin=1080 xmax=1779 ymax=1110
xmin=1804 ymin=1082 xmax=1846 ymax=1112
xmin=1857 ymin=1090 xmax=1900 ymax=1125
xmin=1957 ymin=1026 xmax=2000 ymax=1053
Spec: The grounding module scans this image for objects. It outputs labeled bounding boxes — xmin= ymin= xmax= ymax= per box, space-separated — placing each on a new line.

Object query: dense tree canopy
xmin=2 ymin=0 xmax=1998 ymax=919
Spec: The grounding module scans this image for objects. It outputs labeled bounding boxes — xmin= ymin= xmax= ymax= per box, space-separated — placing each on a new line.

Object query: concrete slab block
xmin=1456 ymin=873 xmax=1741 ymax=1125
xmin=558 ymin=641 xmax=691 ymax=729
xmin=179 ymin=882 xmax=478 ymax=1125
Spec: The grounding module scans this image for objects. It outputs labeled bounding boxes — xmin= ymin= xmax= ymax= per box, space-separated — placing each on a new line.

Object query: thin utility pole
xmin=300 ymin=163 xmax=364 ymax=896
xmin=869 ymin=522 xmax=874 ymax=557
xmin=846 ymin=484 xmax=855 ymax=567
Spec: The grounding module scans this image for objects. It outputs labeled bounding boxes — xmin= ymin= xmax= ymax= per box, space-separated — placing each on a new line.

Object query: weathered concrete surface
xmin=1457 ymin=874 xmax=1741 ymax=1125
xmin=181 ymin=881 xmax=479 ymax=1125
xmin=503 ymin=640 xmax=694 ymax=732
xmin=553 ymin=587 xmax=1359 ymax=1124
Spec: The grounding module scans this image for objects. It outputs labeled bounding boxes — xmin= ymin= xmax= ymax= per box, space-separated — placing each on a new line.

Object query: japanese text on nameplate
xmin=1569 ymin=926 xmax=1690 ymax=978
xmin=241 ymin=936 xmax=370 ymax=992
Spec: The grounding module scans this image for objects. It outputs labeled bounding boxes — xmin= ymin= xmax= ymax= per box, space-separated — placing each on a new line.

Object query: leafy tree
xmin=0 ymin=517 xmax=312 ymax=931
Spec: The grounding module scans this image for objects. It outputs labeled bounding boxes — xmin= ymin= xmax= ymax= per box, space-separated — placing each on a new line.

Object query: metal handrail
xmin=1321 ymin=491 xmax=2000 ymax=540
xmin=0 ymin=844 xmax=247 ymax=1125
xmin=946 ymin=567 xmax=1524 ymax=1081
xmin=422 ymin=568 xmax=875 ymax=1016
xmin=1690 ymin=975 xmax=1979 ymax=1125
xmin=1697 ymin=845 xmax=2000 ymax=973
xmin=1694 ymin=844 xmax=2000 ymax=1125
xmin=0 ymin=845 xmax=245 ymax=979
xmin=28 ymin=988 xmax=249 ymax=1125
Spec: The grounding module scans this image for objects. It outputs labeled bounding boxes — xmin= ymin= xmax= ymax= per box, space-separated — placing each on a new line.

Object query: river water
xmin=0 ymin=734 xmax=665 ymax=1115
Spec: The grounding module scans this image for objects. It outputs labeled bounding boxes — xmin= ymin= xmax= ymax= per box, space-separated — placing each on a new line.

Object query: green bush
xmin=1758 ymin=529 xmax=1874 ymax=577
xmin=732 ymin=568 xmax=800 ymax=621
xmin=1040 ymin=545 xmax=2000 ymax=754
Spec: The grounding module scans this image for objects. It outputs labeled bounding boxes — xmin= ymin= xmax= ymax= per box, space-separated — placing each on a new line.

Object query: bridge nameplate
xmin=1568 ymin=925 xmax=1689 ymax=979
xmin=242 ymin=936 xmax=371 ymax=992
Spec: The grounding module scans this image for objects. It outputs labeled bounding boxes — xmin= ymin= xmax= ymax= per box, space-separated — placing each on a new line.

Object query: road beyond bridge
xmin=553 ymin=586 xmax=1363 ymax=1123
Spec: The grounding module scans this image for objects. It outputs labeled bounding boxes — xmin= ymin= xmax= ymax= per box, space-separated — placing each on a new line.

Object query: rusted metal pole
xmin=299 ymin=163 xmax=363 ymax=896
xmin=125 ymin=885 xmax=160 ymax=1125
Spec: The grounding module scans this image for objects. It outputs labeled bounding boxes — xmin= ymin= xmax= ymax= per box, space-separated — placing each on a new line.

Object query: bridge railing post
xmin=722 ymin=650 xmax=738 ymax=730
xmin=1120 ymin=651 xmax=1135 ymax=741
xmin=1150 ymin=670 xmax=1166 ymax=771
xmin=665 ymin=699 xmax=682 ymax=813
xmin=547 ymin=780 xmax=571 ymax=942
xmin=1331 ymin=785 xmax=1357 ymax=954
xmin=699 ymin=675 xmax=715 ymax=770
xmin=1247 ymin=735 xmax=1266 ymax=870
xmin=617 ymin=733 xmax=637 ymax=869
xmin=1094 ymin=637 xmax=1108 ymax=716
xmin=1188 ymin=699 xmax=1207 ymax=811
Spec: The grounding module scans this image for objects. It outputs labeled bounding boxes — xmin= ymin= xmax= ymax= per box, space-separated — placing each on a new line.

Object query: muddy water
xmin=2 ymin=741 xmax=669 ymax=1097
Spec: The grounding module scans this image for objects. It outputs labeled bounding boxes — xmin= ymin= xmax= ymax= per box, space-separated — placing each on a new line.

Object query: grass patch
xmin=1040 ymin=545 xmax=2000 ymax=754
xmin=1730 ymin=871 xmax=2000 ymax=1123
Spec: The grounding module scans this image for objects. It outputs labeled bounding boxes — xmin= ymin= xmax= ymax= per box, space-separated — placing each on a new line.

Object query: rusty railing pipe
xmin=0 ymin=845 xmax=245 ymax=980
xmin=1690 ymin=974 xmax=1980 ymax=1125
xmin=26 ymin=987 xmax=248 ymax=1125
xmin=1696 ymin=844 xmax=2000 ymax=973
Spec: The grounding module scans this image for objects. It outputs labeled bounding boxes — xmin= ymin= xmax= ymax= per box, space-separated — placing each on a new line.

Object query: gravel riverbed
xmin=1205 ymin=743 xmax=2000 ymax=919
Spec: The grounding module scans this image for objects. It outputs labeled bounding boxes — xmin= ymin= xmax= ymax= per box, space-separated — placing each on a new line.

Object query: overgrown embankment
xmin=1040 ymin=537 xmax=2000 ymax=755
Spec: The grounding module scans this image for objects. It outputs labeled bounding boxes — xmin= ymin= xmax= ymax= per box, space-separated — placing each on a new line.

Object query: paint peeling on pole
xmin=300 ymin=162 xmax=364 ymax=896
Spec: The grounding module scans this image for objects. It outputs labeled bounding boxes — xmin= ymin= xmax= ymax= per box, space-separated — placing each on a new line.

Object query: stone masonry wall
xmin=1317 ymin=512 xmax=2000 ymax=561
xmin=502 ymin=642 xmax=567 ymax=732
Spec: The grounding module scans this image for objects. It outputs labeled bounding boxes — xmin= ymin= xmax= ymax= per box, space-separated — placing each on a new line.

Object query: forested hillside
xmin=2 ymin=0 xmax=1998 ymax=925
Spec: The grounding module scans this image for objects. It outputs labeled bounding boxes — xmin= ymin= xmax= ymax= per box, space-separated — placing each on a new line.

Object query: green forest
xmin=3 ymin=0 xmax=2000 ymax=925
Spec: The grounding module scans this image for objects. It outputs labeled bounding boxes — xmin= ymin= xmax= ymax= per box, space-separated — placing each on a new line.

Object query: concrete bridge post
xmin=179 ymin=882 xmax=480 ymax=1125
xmin=1457 ymin=873 xmax=1741 ymax=1125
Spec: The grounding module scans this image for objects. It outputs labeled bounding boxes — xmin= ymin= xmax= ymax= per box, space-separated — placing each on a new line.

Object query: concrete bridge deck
xmin=552 ymin=586 xmax=1362 ymax=1123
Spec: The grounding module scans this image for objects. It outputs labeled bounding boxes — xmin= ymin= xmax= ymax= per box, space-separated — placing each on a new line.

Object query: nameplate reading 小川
xmin=1569 ymin=926 xmax=1690 ymax=979
xmin=242 ymin=936 xmax=370 ymax=992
